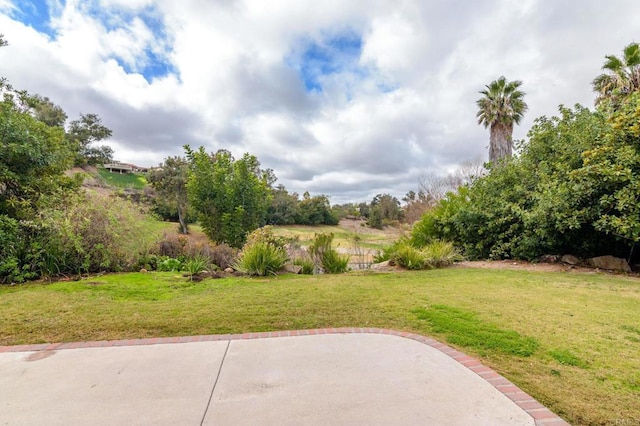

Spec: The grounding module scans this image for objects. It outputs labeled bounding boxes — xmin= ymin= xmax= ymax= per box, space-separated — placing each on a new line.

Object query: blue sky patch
xmin=84 ymin=3 xmax=177 ymax=83
xmin=10 ymin=0 xmax=176 ymax=83
xmin=289 ymin=31 xmax=365 ymax=92
xmin=11 ymin=0 xmax=58 ymax=38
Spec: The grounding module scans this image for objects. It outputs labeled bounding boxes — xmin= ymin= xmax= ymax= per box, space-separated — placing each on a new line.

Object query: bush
xmin=157 ymin=257 xmax=184 ymax=272
xmin=198 ymin=243 xmax=237 ymax=270
xmin=153 ymin=233 xmax=238 ymax=270
xmin=235 ymin=241 xmax=288 ymax=276
xmin=158 ymin=234 xmax=188 ymax=258
xmin=245 ymin=226 xmax=288 ymax=249
xmin=36 ymin=192 xmax=151 ymax=277
xmin=0 ymin=215 xmax=33 ymax=283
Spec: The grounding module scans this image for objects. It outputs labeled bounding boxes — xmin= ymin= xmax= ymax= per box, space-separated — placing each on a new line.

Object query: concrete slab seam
xmin=199 ymin=339 xmax=230 ymax=426
xmin=0 ymin=328 xmax=569 ymax=425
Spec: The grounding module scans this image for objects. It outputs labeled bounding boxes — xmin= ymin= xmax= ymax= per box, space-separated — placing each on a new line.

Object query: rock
xmin=283 ymin=264 xmax=303 ymax=274
xmin=539 ymin=255 xmax=559 ymax=264
xmin=587 ymin=255 xmax=631 ymax=272
xmin=224 ymin=267 xmax=235 ymax=273
xmin=370 ymin=260 xmax=391 ymax=270
xmin=561 ymin=255 xmax=580 ymax=265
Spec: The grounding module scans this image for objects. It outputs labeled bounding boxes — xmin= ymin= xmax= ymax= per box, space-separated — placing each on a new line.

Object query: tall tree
xmin=27 ymin=94 xmax=67 ymax=127
xmin=267 ymin=185 xmax=299 ymax=225
xmin=148 ymin=156 xmax=190 ymax=234
xmin=296 ymin=194 xmax=337 ymax=225
xmin=368 ymin=193 xmax=402 ymax=228
xmin=592 ymin=42 xmax=640 ymax=109
xmin=66 ymin=113 xmax=114 ymax=166
xmin=185 ymin=146 xmax=272 ymax=247
xmin=0 ymin=82 xmax=78 ymax=219
xmin=476 ymin=76 xmax=528 ymax=163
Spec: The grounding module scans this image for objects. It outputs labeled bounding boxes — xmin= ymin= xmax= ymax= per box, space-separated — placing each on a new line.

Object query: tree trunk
xmin=177 ymin=203 xmax=188 ymax=234
xmin=489 ymin=122 xmax=513 ymax=163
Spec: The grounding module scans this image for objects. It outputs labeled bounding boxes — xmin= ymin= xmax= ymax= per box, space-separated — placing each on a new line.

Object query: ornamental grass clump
xmin=234 ymin=226 xmax=289 ymax=276
xmin=235 ymin=241 xmax=288 ymax=276
xmin=422 ymin=240 xmax=463 ymax=268
xmin=309 ymin=232 xmax=349 ymax=274
xmin=184 ymin=255 xmax=211 ymax=279
xmin=388 ymin=239 xmax=461 ymax=270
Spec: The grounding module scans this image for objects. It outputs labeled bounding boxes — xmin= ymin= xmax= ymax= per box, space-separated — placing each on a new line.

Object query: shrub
xmin=197 ymin=243 xmax=237 ymax=270
xmin=235 ymin=241 xmax=288 ymax=276
xmin=245 ymin=226 xmax=289 ymax=249
xmin=36 ymin=192 xmax=150 ymax=277
xmin=153 ymin=233 xmax=238 ymax=270
xmin=157 ymin=257 xmax=184 ymax=272
xmin=158 ymin=233 xmax=188 ymax=258
xmin=0 ymin=215 xmax=33 ymax=283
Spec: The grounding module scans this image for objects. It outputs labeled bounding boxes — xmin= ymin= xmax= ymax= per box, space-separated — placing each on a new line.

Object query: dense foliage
xmin=413 ymin=96 xmax=640 ymax=261
xmin=0 ymin=79 xmax=137 ymax=283
xmin=148 ymin=156 xmax=192 ymax=233
xmin=234 ymin=227 xmax=289 ymax=276
xmin=185 ymin=146 xmax=272 ymax=248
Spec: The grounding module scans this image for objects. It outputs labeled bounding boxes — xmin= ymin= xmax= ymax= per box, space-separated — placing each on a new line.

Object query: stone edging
xmin=0 ymin=328 xmax=569 ymax=425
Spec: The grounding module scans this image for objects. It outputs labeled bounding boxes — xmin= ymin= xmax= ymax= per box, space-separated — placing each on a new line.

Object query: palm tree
xmin=476 ymin=76 xmax=527 ymax=164
xmin=592 ymin=42 xmax=640 ymax=108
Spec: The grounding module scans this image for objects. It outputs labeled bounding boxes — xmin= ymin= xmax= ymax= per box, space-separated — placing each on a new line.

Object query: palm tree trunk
xmin=489 ymin=122 xmax=513 ymax=163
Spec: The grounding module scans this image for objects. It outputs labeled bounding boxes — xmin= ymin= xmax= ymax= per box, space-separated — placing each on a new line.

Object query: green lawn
xmin=96 ymin=167 xmax=147 ymax=189
xmin=1 ymin=268 xmax=638 ymax=425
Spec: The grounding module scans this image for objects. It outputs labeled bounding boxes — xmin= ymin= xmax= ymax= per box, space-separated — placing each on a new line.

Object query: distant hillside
xmin=96 ymin=167 xmax=148 ymax=190
xmin=65 ymin=166 xmax=149 ymax=193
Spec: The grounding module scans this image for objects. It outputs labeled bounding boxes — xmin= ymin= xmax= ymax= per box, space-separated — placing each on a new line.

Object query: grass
xmin=272 ymin=224 xmax=397 ymax=251
xmin=96 ymin=167 xmax=147 ymax=190
xmin=1 ymin=268 xmax=639 ymax=425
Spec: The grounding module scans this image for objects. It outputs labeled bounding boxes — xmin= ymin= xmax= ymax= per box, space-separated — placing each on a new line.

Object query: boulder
xmin=560 ymin=255 xmax=581 ymax=266
xmin=370 ymin=260 xmax=392 ymax=270
xmin=224 ymin=267 xmax=235 ymax=273
xmin=587 ymin=255 xmax=631 ymax=272
xmin=283 ymin=264 xmax=303 ymax=274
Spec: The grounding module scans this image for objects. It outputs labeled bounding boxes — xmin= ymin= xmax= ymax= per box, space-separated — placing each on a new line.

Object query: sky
xmin=1 ymin=0 xmax=640 ymax=204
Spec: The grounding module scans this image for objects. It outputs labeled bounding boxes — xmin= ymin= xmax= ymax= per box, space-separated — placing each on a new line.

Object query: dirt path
xmin=453 ymin=259 xmax=610 ymax=275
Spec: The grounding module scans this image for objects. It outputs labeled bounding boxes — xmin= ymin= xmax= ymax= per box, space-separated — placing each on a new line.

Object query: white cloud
xmin=2 ymin=0 xmax=640 ymax=204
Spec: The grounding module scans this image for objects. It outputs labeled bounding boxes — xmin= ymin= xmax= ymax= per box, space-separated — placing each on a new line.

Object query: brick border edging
xmin=0 ymin=328 xmax=568 ymax=426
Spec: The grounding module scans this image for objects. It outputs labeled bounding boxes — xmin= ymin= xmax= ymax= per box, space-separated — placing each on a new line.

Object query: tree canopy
xmin=185 ymin=146 xmax=272 ymax=247
xmin=148 ymin=156 xmax=191 ymax=234
xmin=67 ymin=113 xmax=114 ymax=165
xmin=593 ymin=42 xmax=640 ymax=109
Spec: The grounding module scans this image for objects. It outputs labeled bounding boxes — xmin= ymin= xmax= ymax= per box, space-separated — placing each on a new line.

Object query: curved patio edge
xmin=0 ymin=328 xmax=569 ymax=426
